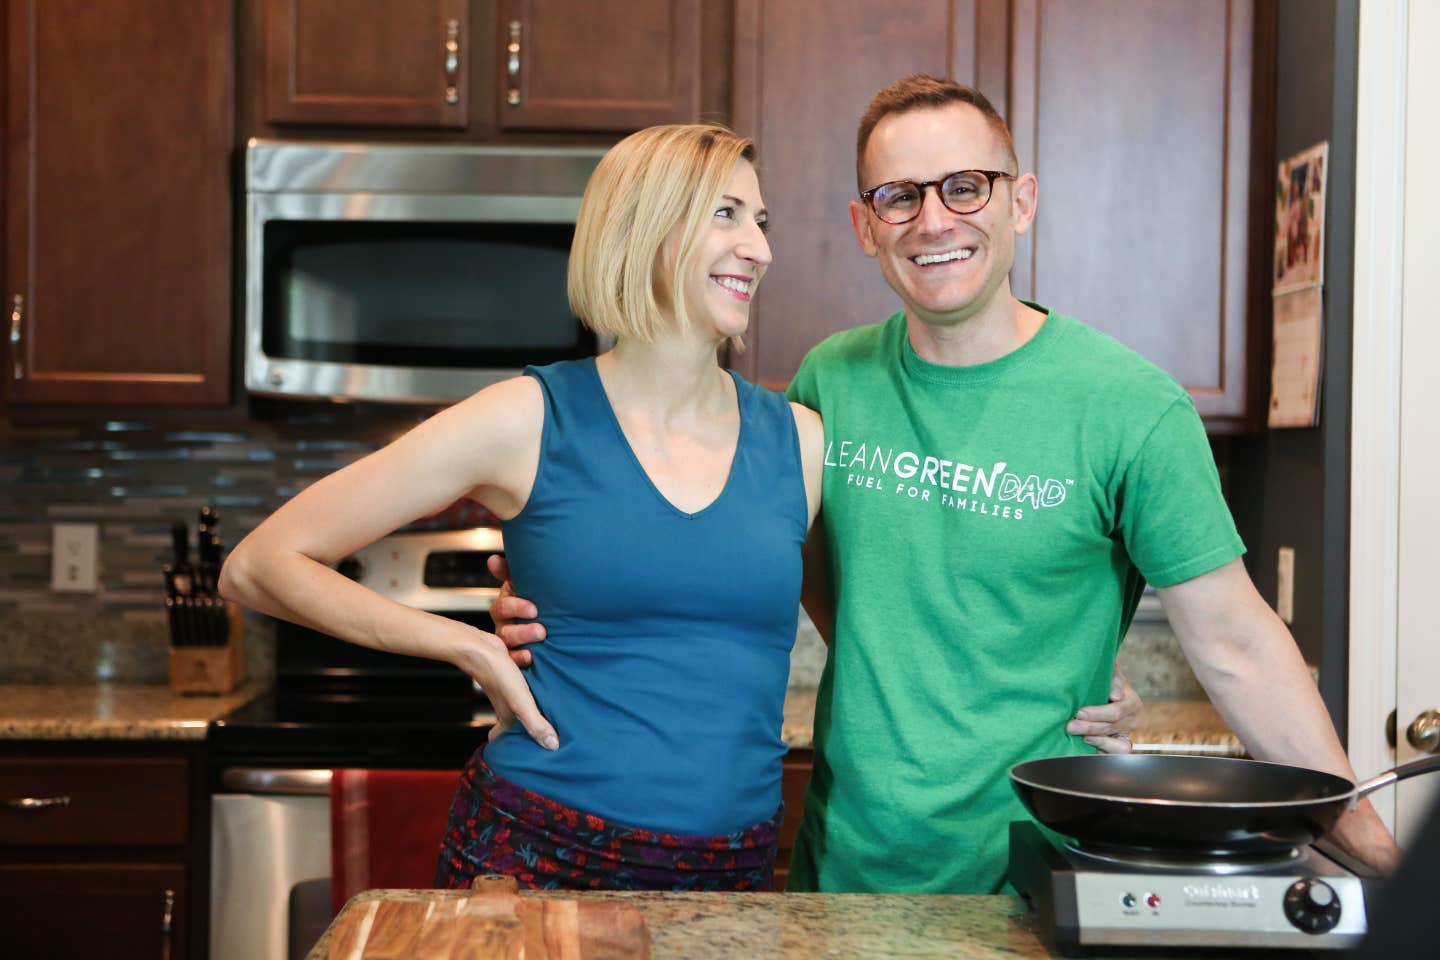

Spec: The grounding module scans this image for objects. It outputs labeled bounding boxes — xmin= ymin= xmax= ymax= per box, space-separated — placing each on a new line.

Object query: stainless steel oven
xmin=209 ymin=527 xmax=503 ymax=960
xmin=244 ymin=139 xmax=605 ymax=404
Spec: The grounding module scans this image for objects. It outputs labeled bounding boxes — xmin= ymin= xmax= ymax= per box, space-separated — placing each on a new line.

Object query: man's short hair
xmin=856 ymin=74 xmax=1017 ymax=189
xmin=569 ymin=123 xmax=756 ymax=342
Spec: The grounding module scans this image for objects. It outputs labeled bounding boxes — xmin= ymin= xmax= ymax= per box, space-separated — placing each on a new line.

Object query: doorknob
xmin=1407 ymin=709 xmax=1440 ymax=754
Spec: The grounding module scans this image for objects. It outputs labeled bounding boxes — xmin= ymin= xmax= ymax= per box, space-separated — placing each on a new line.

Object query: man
xmin=491 ymin=76 xmax=1385 ymax=892
xmin=774 ymin=74 xmax=1399 ymax=893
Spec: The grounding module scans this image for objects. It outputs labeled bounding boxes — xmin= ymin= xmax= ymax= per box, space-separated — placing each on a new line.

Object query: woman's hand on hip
xmin=456 ymin=625 xmax=558 ymax=750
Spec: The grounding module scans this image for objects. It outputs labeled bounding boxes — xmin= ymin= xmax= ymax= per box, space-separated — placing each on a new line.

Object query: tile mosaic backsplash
xmin=1 ymin=405 xmax=432 ymax=683
xmin=2 ymin=406 xmax=1196 ymax=697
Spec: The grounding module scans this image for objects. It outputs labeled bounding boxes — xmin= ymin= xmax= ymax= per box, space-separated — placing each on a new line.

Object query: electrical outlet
xmin=51 ymin=523 xmax=99 ymax=593
xmin=1277 ymin=546 xmax=1295 ymax=624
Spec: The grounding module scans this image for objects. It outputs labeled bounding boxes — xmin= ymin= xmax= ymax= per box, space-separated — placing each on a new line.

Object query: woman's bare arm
xmin=219 ymin=377 xmax=559 ymax=748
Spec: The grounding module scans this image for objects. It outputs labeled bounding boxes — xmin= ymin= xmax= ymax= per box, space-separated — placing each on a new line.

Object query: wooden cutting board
xmin=327 ymin=874 xmax=652 ymax=959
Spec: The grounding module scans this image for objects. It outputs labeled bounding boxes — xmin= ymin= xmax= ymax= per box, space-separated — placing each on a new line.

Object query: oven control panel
xmin=423 ymin=550 xmax=503 ymax=589
xmin=343 ymin=528 xmax=503 ymax=612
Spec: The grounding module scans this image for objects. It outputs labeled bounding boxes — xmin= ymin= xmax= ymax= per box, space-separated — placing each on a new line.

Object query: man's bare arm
xmin=1159 ymin=558 xmax=1401 ymax=872
xmin=800 ymin=514 xmax=835 ymax=645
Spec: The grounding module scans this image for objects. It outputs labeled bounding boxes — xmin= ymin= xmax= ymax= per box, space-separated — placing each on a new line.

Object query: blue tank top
xmin=482 ymin=358 xmax=807 ymax=835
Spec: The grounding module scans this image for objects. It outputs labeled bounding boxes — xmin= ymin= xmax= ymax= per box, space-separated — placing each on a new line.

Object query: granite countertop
xmin=781 ymin=687 xmax=817 ymax=749
xmin=309 ymin=889 xmax=1064 ymax=960
xmin=0 ymin=682 xmax=267 ymax=741
xmin=1133 ymin=698 xmax=1243 ymax=756
xmin=0 ymin=681 xmax=1238 ymax=754
xmin=782 ymin=687 xmax=1242 ymax=757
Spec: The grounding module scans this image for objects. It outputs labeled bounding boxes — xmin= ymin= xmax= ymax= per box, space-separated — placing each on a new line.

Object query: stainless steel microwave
xmin=243 ymin=139 xmax=606 ymax=404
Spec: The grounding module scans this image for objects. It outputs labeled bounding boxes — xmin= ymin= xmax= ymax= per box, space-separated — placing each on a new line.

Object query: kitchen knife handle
xmin=8 ymin=295 xmax=22 ymax=380
xmin=160 ymin=888 xmax=174 ymax=960
xmin=204 ymin=596 xmax=223 ymax=646
xmin=506 ymin=19 xmax=522 ymax=105
xmin=5 ymin=795 xmax=71 ymax=810
xmin=171 ymin=522 xmax=190 ymax=567
xmin=165 ymin=596 xmax=182 ymax=647
xmin=444 ymin=18 xmax=461 ymax=105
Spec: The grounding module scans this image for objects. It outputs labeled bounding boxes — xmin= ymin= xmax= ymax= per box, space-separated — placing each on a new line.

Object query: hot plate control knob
xmin=1283 ymin=879 xmax=1342 ymax=934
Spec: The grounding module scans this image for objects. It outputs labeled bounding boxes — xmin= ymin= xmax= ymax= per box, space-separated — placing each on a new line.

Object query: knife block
xmin=169 ymin=601 xmax=246 ymax=695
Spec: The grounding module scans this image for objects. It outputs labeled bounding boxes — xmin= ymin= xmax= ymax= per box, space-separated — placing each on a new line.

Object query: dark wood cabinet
xmin=2 ymin=0 xmax=233 ymax=406
xmin=0 ymin=756 xmax=189 ymax=846
xmin=773 ymin=748 xmax=812 ymax=890
xmin=732 ymin=0 xmax=1273 ymax=432
xmin=497 ymin=0 xmax=702 ymax=132
xmin=0 ymin=742 xmax=210 ymax=960
xmin=0 ymin=863 xmax=189 ymax=960
xmin=1007 ymin=0 xmax=1273 ymax=431
xmin=262 ymin=0 xmax=470 ymax=127
xmin=729 ymin=0 xmax=1003 ymax=391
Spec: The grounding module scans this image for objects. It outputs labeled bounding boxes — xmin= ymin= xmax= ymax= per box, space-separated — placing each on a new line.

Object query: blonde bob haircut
xmin=568 ymin=123 xmax=757 ymax=342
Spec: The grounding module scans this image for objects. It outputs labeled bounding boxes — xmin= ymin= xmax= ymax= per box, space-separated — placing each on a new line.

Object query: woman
xmin=220 ymin=123 xmax=1134 ymax=893
xmin=223 ymin=124 xmax=816 ymax=891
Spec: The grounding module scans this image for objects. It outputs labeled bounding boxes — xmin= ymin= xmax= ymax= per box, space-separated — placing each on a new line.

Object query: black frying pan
xmin=1010 ymin=753 xmax=1440 ymax=855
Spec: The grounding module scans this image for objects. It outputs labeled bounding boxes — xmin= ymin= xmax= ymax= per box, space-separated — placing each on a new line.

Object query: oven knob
xmin=1283 ymin=879 xmax=1342 ymax=934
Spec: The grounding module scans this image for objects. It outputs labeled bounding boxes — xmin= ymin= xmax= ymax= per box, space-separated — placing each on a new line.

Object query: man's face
xmin=850 ymin=104 xmax=1036 ymax=329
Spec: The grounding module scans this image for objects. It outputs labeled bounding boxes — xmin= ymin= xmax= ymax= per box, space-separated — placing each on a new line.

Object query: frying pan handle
xmin=1354 ymin=753 xmax=1440 ymax=802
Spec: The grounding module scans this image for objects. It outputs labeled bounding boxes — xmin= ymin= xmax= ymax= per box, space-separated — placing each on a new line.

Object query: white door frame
xmin=1349 ymin=0 xmax=1440 ymax=842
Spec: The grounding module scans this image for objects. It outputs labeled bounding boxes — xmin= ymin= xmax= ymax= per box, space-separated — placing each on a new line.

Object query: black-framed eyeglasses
xmin=859 ymin=169 xmax=1017 ymax=225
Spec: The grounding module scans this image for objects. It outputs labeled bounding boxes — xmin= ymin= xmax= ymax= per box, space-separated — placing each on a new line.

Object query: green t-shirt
xmin=784 ymin=307 xmax=1244 ymax=893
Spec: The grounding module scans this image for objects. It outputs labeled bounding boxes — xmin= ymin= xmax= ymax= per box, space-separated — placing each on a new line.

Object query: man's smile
xmin=910 ymin=246 xmax=976 ymax=267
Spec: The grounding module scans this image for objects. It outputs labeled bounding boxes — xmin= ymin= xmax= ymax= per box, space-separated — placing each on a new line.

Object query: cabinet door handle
xmin=9 ymin=295 xmax=22 ymax=380
xmin=5 ymin=795 xmax=71 ymax=810
xmin=506 ymin=19 xmax=523 ymax=106
xmin=443 ymin=18 xmax=461 ymax=105
xmin=161 ymin=888 xmax=175 ymax=960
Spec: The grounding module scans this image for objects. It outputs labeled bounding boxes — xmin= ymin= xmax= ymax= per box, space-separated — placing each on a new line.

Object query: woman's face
xmin=664 ymin=160 xmax=772 ymax=341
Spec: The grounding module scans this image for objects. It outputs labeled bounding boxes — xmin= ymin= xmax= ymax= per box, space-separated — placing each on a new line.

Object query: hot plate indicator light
xmin=1120 ymin=893 xmax=1137 ymax=909
xmin=1145 ymin=893 xmax=1162 ymax=909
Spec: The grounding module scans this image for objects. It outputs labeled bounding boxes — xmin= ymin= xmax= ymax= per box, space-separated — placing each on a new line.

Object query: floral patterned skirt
xmin=434 ymin=747 xmax=781 ymax=891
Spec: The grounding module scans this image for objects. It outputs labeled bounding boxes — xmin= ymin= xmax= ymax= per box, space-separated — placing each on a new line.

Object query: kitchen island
xmin=310 ymin=888 xmax=1062 ymax=959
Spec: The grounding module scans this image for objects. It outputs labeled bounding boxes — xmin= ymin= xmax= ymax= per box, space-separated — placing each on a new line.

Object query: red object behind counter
xmin=330 ymin=768 xmax=463 ymax=915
